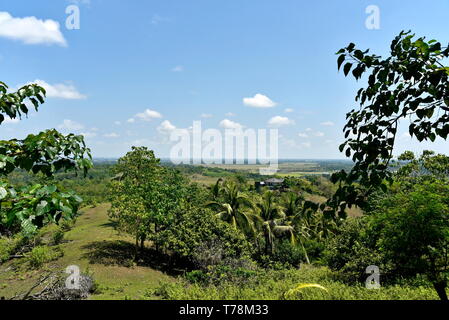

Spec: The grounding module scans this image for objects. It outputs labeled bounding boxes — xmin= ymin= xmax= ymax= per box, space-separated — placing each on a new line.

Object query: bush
xmin=266 ymin=240 xmax=306 ymax=268
xmin=0 ymin=237 xmax=13 ymax=263
xmin=27 ymin=246 xmax=63 ymax=269
xmin=323 ymin=217 xmax=390 ymax=283
xmin=153 ymin=266 xmax=438 ymax=300
xmin=52 ymin=228 xmax=65 ymax=245
xmin=157 ymin=206 xmax=252 ymax=267
xmin=60 ymin=219 xmax=75 ymax=232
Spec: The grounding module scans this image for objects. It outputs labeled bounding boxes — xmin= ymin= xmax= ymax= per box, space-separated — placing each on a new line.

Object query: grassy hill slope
xmin=0 ymin=204 xmax=173 ymax=300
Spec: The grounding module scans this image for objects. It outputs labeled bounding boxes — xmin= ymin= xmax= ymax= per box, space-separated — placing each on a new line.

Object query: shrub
xmin=157 ymin=206 xmax=252 ymax=267
xmin=153 ymin=266 xmax=438 ymax=300
xmin=323 ymin=217 xmax=390 ymax=283
xmin=0 ymin=237 xmax=13 ymax=263
xmin=52 ymin=228 xmax=65 ymax=245
xmin=27 ymin=246 xmax=63 ymax=269
xmin=266 ymin=240 xmax=306 ymax=268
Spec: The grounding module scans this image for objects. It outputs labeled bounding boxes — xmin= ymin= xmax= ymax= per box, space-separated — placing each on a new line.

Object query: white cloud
xmin=219 ymin=119 xmax=243 ymax=129
xmin=298 ymin=133 xmax=308 ymax=138
xmin=225 ymin=112 xmax=236 ymax=117
xmin=2 ymin=116 xmax=20 ymax=124
xmin=320 ymin=121 xmax=335 ymax=126
xmin=103 ymin=133 xmax=120 ymax=138
xmin=81 ymin=132 xmax=97 ymax=138
xmin=58 ymin=119 xmax=84 ymax=131
xmin=243 ymin=93 xmax=277 ymax=108
xmin=171 ymin=65 xmax=184 ymax=72
xmin=26 ymin=80 xmax=86 ymax=99
xmin=314 ymin=131 xmax=325 ymax=137
xmin=305 ymin=128 xmax=313 ymax=132
xmin=268 ymin=116 xmax=294 ymax=127
xmin=284 ymin=108 xmax=294 ymax=113
xmin=133 ymin=109 xmax=162 ymax=122
xmin=128 ymin=109 xmax=162 ymax=123
xmin=200 ymin=113 xmax=213 ymax=118
xmin=114 ymin=121 xmax=121 ymax=125
xmin=157 ymin=120 xmax=177 ymax=134
xmin=0 ymin=12 xmax=67 ymax=46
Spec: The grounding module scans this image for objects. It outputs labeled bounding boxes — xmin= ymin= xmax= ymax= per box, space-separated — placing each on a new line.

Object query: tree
xmin=0 ymin=81 xmax=92 ymax=236
xmin=157 ymin=204 xmax=251 ymax=268
xmin=255 ymin=191 xmax=294 ymax=256
xmin=108 ymin=147 xmax=190 ymax=258
xmin=206 ymin=181 xmax=258 ymax=235
xmin=373 ymin=180 xmax=449 ymax=300
xmin=329 ymin=31 xmax=449 ymax=216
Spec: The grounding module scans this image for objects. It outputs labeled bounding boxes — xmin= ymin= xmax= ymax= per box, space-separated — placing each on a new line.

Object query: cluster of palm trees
xmin=206 ymin=179 xmax=336 ymax=264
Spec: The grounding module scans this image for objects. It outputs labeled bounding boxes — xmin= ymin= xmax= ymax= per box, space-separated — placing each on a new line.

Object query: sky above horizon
xmin=1 ymin=0 xmax=449 ymax=160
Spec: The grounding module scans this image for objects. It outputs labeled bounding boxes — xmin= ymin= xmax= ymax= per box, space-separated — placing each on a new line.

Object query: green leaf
xmin=337 ymin=54 xmax=345 ymax=71
xmin=343 ymin=63 xmax=352 ymax=76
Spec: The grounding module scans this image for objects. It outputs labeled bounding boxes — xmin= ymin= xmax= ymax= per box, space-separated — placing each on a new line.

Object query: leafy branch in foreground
xmin=328 ymin=31 xmax=449 ymax=217
xmin=0 ymin=81 xmax=92 ymax=236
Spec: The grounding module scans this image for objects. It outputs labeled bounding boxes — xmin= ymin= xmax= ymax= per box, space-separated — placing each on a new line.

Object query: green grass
xmin=151 ymin=266 xmax=438 ymax=300
xmin=0 ymin=204 xmax=173 ymax=300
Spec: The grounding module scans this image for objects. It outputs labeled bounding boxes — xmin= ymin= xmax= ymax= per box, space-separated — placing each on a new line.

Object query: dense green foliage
xmin=151 ymin=266 xmax=437 ymax=300
xmin=330 ymin=31 xmax=449 ymax=218
xmin=0 ymin=81 xmax=92 ymax=237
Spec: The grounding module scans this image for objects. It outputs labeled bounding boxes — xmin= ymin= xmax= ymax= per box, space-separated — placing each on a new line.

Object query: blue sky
xmin=1 ymin=0 xmax=449 ymax=159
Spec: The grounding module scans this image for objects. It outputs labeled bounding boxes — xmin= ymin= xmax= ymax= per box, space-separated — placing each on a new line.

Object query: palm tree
xmin=210 ymin=178 xmax=223 ymax=200
xmin=206 ymin=181 xmax=258 ymax=235
xmin=281 ymin=192 xmax=312 ymax=264
xmin=255 ymin=191 xmax=296 ymax=255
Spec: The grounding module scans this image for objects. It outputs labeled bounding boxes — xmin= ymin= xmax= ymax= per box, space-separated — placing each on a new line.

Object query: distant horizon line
xmin=91 ymin=157 xmax=353 ymax=162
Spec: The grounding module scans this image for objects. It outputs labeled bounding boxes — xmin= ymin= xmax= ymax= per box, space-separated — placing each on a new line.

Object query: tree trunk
xmin=140 ymin=235 xmax=146 ymax=252
xmin=134 ymin=236 xmax=139 ymax=261
xmin=154 ymin=224 xmax=159 ymax=252
xmin=433 ymin=281 xmax=448 ymax=300
xmin=264 ymin=232 xmax=272 ymax=255
xmin=300 ymin=239 xmax=310 ymax=264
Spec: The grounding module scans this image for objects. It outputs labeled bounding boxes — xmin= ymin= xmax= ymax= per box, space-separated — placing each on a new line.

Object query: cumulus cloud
xmin=314 ymin=131 xmax=325 ymax=137
xmin=128 ymin=109 xmax=162 ymax=123
xmin=0 ymin=12 xmax=67 ymax=46
xmin=2 ymin=116 xmax=20 ymax=124
xmin=320 ymin=121 xmax=335 ymax=126
xmin=58 ymin=119 xmax=84 ymax=131
xmin=225 ymin=112 xmax=236 ymax=117
xmin=243 ymin=93 xmax=277 ymax=108
xmin=24 ymin=80 xmax=86 ymax=99
xmin=284 ymin=108 xmax=294 ymax=113
xmin=268 ymin=116 xmax=294 ymax=127
xmin=298 ymin=133 xmax=308 ymax=138
xmin=157 ymin=120 xmax=177 ymax=134
xmin=219 ymin=119 xmax=243 ymax=129
xmin=200 ymin=113 xmax=213 ymax=118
